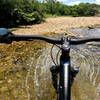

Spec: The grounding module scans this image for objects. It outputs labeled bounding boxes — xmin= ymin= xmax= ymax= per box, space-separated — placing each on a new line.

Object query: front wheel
xmin=58 ymin=62 xmax=71 ymax=100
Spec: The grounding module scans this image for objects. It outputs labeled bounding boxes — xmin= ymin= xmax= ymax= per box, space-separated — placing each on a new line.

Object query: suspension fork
xmin=58 ymin=37 xmax=71 ymax=100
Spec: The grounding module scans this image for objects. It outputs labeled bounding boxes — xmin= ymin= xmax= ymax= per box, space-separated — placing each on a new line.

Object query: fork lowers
xmin=71 ymin=66 xmax=79 ymax=86
xmin=50 ymin=65 xmax=79 ymax=92
xmin=50 ymin=65 xmax=60 ymax=92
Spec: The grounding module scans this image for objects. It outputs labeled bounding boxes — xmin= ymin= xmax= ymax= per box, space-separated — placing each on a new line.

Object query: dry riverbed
xmin=13 ymin=17 xmax=100 ymax=35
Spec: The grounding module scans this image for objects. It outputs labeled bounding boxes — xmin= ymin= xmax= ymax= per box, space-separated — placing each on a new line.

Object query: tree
xmin=0 ymin=0 xmax=44 ymax=27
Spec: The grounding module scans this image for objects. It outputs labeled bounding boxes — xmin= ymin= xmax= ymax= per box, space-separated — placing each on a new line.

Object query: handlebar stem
xmin=61 ymin=37 xmax=70 ymax=62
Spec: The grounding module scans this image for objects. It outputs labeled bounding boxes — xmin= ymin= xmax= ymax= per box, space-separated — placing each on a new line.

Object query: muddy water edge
xmin=0 ymin=29 xmax=100 ymax=100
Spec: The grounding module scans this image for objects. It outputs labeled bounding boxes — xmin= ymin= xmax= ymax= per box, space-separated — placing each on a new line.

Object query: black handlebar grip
xmin=70 ymin=37 xmax=100 ymax=45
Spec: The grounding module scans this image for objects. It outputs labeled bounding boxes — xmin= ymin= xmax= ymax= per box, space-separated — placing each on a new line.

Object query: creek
xmin=0 ymin=27 xmax=100 ymax=100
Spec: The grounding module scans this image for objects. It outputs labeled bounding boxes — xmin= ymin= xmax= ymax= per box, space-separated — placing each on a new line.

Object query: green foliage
xmin=0 ymin=0 xmax=17 ymax=27
xmin=0 ymin=0 xmax=100 ymax=28
xmin=75 ymin=3 xmax=99 ymax=16
xmin=23 ymin=12 xmax=35 ymax=23
xmin=44 ymin=1 xmax=99 ymax=17
xmin=0 ymin=0 xmax=44 ymax=27
xmin=44 ymin=1 xmax=71 ymax=16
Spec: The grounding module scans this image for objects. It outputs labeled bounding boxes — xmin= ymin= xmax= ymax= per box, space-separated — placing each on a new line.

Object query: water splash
xmin=33 ymin=46 xmax=59 ymax=100
xmin=24 ymin=43 xmax=100 ymax=100
xmin=25 ymin=57 xmax=34 ymax=100
xmin=71 ymin=45 xmax=100 ymax=100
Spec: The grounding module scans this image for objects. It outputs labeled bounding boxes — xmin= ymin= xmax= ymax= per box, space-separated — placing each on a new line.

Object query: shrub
xmin=0 ymin=0 xmax=44 ymax=27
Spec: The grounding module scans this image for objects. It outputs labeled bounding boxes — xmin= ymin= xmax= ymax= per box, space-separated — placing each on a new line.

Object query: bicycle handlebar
xmin=10 ymin=35 xmax=62 ymax=44
xmin=70 ymin=37 xmax=100 ymax=45
xmin=1 ymin=34 xmax=100 ymax=45
xmin=0 ymin=28 xmax=100 ymax=45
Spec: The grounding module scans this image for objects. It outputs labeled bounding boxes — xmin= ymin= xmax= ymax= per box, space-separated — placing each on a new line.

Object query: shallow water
xmin=69 ymin=26 xmax=100 ymax=37
xmin=25 ymin=42 xmax=100 ymax=100
xmin=71 ymin=44 xmax=100 ymax=100
xmin=0 ymin=29 xmax=100 ymax=100
xmin=69 ymin=27 xmax=100 ymax=100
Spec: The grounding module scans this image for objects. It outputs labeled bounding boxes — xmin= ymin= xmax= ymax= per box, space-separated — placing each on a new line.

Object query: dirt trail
xmin=13 ymin=17 xmax=100 ymax=35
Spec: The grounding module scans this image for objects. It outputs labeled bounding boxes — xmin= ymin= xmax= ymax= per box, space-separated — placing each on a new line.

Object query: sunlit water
xmin=0 ymin=28 xmax=100 ymax=100
xmin=25 ymin=43 xmax=100 ymax=100
xmin=29 ymin=27 xmax=100 ymax=100
xmin=71 ymin=44 xmax=100 ymax=100
xmin=69 ymin=26 xmax=100 ymax=37
xmin=25 ymin=46 xmax=59 ymax=100
xmin=70 ymin=27 xmax=100 ymax=100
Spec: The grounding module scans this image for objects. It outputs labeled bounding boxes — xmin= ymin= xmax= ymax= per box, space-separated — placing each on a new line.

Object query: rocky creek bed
xmin=0 ymin=27 xmax=100 ymax=100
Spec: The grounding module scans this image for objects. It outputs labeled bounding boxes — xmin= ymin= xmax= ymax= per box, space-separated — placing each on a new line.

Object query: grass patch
xmin=44 ymin=14 xmax=58 ymax=18
xmin=8 ymin=26 xmax=22 ymax=32
xmin=8 ymin=25 xmax=28 ymax=32
xmin=44 ymin=14 xmax=73 ymax=18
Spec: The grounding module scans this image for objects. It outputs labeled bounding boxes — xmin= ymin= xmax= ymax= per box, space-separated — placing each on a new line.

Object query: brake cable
xmin=50 ymin=44 xmax=61 ymax=66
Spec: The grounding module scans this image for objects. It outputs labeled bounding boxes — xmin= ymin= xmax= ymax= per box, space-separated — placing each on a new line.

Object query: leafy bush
xmin=0 ymin=0 xmax=44 ymax=27
xmin=44 ymin=1 xmax=99 ymax=17
xmin=0 ymin=0 xmax=99 ymax=28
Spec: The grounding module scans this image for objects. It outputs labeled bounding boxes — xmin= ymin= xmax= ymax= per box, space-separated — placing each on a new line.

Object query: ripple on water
xmin=71 ymin=45 xmax=100 ymax=100
xmin=27 ymin=43 xmax=100 ymax=100
xmin=1 ymin=40 xmax=100 ymax=100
